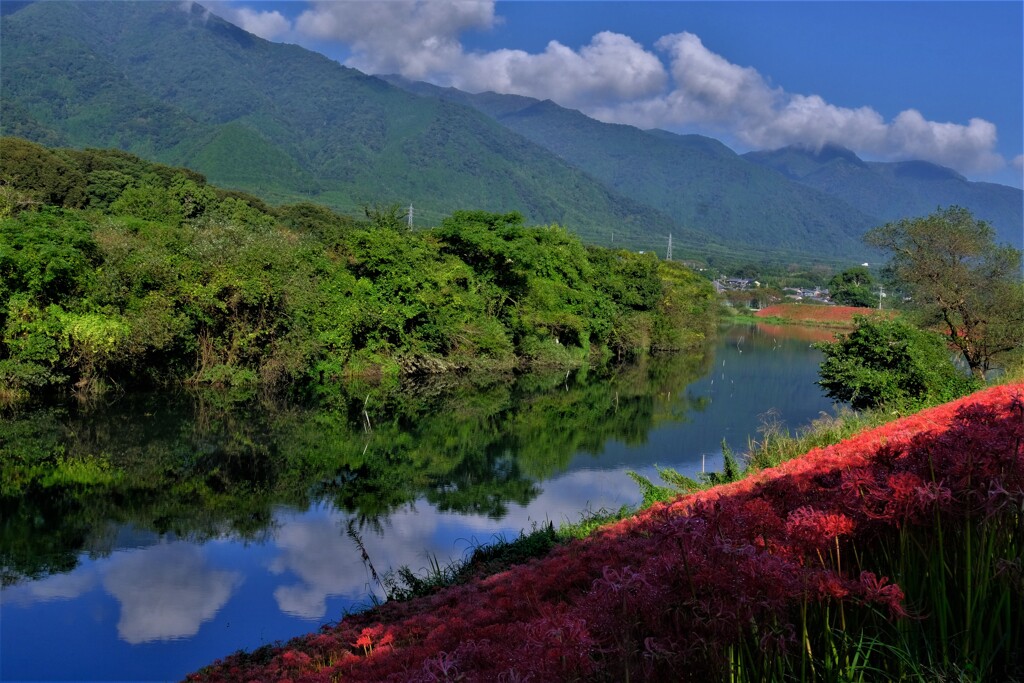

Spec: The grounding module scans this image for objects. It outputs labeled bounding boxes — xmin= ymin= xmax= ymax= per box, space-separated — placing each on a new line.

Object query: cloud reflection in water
xmin=102 ymin=542 xmax=241 ymax=644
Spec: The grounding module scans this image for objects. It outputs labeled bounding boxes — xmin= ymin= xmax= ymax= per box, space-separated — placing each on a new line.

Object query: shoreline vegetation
xmin=0 ymin=137 xmax=717 ymax=405
xmin=187 ymin=381 xmax=1024 ymax=683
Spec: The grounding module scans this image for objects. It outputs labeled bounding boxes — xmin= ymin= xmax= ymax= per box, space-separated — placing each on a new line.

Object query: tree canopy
xmin=0 ymin=137 xmax=718 ymax=401
xmin=816 ymin=316 xmax=979 ymax=410
xmin=828 ymin=266 xmax=876 ymax=308
xmin=865 ymin=206 xmax=1024 ymax=379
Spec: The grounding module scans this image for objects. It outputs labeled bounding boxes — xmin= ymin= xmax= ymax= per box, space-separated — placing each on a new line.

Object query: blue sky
xmin=212 ymin=1 xmax=1023 ymax=187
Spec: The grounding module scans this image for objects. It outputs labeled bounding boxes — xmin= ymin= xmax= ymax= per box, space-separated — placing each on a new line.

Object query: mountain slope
xmin=743 ymin=145 xmax=1023 ymax=248
xmin=0 ymin=0 xmax=684 ymax=251
xmin=383 ymin=77 xmax=877 ymax=260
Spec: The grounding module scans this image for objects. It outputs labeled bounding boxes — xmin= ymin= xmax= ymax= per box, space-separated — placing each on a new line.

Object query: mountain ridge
xmin=742 ymin=144 xmax=1021 ymax=248
xmin=384 ymin=76 xmax=1022 ymax=251
xmin=382 ymin=75 xmax=878 ymax=259
xmin=1 ymin=0 xmax=696 ymax=254
xmin=3 ymin=0 xmax=1018 ymax=261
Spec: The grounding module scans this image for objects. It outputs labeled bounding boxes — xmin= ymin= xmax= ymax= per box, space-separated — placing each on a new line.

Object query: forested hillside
xmin=743 ymin=144 xmax=1023 ymax=248
xmin=384 ymin=77 xmax=876 ymax=260
xmin=0 ymin=137 xmax=718 ymax=401
xmin=0 ymin=0 xmax=682 ymax=253
xmin=386 ymin=77 xmax=1024 ymax=255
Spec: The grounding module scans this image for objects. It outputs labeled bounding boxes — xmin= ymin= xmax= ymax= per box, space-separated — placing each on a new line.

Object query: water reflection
xmin=103 ymin=543 xmax=242 ymax=644
xmin=1 ymin=347 xmax=712 ymax=586
xmin=269 ymin=508 xmax=365 ymax=620
xmin=0 ymin=325 xmax=837 ymax=681
xmin=3 ymin=565 xmax=97 ymax=604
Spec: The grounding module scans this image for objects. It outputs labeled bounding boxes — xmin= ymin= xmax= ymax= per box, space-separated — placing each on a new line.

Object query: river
xmin=0 ymin=323 xmax=837 ymax=682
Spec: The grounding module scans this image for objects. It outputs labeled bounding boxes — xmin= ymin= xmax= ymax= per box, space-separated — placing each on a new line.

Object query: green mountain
xmin=382 ymin=77 xmax=878 ymax=261
xmin=742 ymin=144 xmax=1023 ymax=248
xmin=0 ymin=0 xmax=684 ymax=252
xmin=9 ymin=2 xmax=1012 ymax=263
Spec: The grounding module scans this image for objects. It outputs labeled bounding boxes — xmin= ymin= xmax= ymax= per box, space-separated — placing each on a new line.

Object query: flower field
xmin=188 ymin=383 xmax=1023 ymax=682
xmin=755 ymin=303 xmax=892 ymax=326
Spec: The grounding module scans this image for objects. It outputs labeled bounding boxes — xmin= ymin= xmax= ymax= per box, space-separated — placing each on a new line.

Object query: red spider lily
xmin=855 ymin=571 xmax=909 ymax=618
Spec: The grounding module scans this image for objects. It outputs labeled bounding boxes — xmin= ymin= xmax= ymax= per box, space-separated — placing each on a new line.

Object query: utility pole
xmin=877 ymin=284 xmax=885 ymax=310
xmin=666 ymin=233 xmax=673 ymax=261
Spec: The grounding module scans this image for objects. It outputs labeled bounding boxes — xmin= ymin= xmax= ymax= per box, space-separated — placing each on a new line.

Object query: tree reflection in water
xmin=1 ymin=346 xmax=712 ymax=586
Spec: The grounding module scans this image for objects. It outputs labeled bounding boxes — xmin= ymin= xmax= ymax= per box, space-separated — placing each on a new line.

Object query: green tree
xmin=816 ymin=316 xmax=978 ymax=410
xmin=0 ymin=137 xmax=87 ymax=208
xmin=828 ymin=266 xmax=876 ymax=307
xmin=866 ymin=207 xmax=1024 ymax=380
xmin=110 ymin=184 xmax=182 ymax=223
xmin=362 ymin=203 xmax=409 ymax=232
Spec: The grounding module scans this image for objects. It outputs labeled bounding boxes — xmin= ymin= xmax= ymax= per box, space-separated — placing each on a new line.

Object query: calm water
xmin=1 ymin=324 xmax=836 ymax=682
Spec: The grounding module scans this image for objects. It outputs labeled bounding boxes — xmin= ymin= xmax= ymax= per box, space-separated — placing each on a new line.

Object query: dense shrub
xmin=0 ymin=138 xmax=718 ymax=397
xmin=816 ymin=316 xmax=979 ymax=410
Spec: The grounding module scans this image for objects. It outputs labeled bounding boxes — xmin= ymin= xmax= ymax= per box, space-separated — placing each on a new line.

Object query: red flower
xmin=857 ymin=571 xmax=908 ymax=618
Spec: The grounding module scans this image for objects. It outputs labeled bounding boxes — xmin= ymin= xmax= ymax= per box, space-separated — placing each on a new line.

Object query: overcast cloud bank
xmin=216 ymin=0 xmax=1009 ymax=177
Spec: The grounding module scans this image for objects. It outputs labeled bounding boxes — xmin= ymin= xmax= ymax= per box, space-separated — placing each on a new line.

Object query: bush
xmin=816 ymin=316 xmax=979 ymax=410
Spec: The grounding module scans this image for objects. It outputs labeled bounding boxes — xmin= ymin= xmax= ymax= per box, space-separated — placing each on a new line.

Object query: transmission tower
xmin=407 ymin=204 xmax=414 ymax=229
xmin=666 ymin=233 xmax=673 ymax=261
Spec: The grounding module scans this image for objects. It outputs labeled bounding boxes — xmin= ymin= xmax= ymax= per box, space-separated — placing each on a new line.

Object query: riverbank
xmin=187 ymin=382 xmax=1024 ymax=682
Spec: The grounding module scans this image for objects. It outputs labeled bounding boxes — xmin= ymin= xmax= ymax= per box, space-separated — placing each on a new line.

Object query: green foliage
xmin=274 ymin=202 xmax=356 ymax=246
xmin=828 ymin=265 xmax=876 ymax=307
xmin=0 ymin=207 xmax=98 ymax=305
xmin=866 ymin=206 xmax=1024 ymax=380
xmin=628 ymin=441 xmax=740 ymax=508
xmin=815 ymin=316 xmax=979 ymax=410
xmin=110 ymin=184 xmax=182 ymax=223
xmin=0 ymin=1 xmax=677 ymax=252
xmin=362 ymin=203 xmax=409 ymax=232
xmin=0 ymin=140 xmax=718 ymax=398
xmin=700 ymin=441 xmax=741 ymax=486
xmin=0 ymin=137 xmax=87 ymax=207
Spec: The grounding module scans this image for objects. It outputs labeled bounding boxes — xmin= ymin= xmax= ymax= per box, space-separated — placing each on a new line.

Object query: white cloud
xmin=2 ymin=567 xmax=99 ymax=605
xmin=295 ymin=0 xmax=495 ymax=78
xmin=229 ymin=6 xmax=292 ymax=40
xmin=593 ymin=31 xmax=1004 ymax=173
xmin=267 ymin=504 xmax=457 ymax=619
xmin=102 ymin=543 xmax=241 ymax=644
xmin=452 ymin=32 xmax=667 ymax=107
xmin=200 ymin=1 xmax=292 ymax=40
xmin=221 ymin=1 xmax=1007 ymax=176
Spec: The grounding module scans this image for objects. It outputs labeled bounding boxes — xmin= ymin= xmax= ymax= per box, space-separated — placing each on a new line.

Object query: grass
xmin=629 ymin=407 xmax=897 ymax=509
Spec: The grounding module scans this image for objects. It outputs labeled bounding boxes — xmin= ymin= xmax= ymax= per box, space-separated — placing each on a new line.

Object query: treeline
xmin=0 ymin=137 xmax=717 ymax=400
